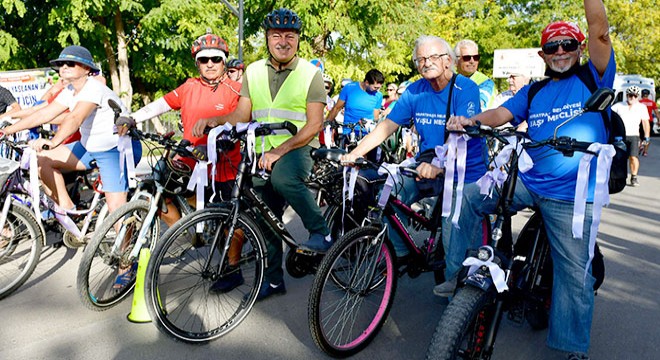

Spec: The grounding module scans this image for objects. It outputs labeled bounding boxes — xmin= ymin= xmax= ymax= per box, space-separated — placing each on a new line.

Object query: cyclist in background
xmin=117 ymin=31 xmax=242 ymax=225
xmin=447 ymin=2 xmax=615 ymax=358
xmin=193 ymin=8 xmax=332 ymax=301
xmin=226 ymin=58 xmax=244 ymax=83
xmin=1 ymin=45 xmax=142 ymax=216
xmin=638 ymin=88 xmax=658 ymax=156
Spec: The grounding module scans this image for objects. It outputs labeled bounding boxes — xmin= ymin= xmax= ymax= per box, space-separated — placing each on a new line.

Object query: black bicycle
xmin=143 ymin=121 xmax=368 ymax=343
xmin=426 ymin=89 xmax=613 ymax=360
xmin=307 ymin=149 xmax=447 ymax=357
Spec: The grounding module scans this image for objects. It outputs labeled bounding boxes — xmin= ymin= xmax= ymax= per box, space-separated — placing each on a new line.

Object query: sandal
xmin=113 ymin=262 xmax=138 ymax=290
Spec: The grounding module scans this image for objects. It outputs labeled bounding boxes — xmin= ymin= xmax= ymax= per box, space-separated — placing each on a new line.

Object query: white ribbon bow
xmin=571 ymin=143 xmax=615 ymax=282
xmin=117 ymin=135 xmax=137 ymax=188
xmin=207 ymin=123 xmax=233 ymax=202
xmin=25 ymin=148 xmax=41 ymax=221
xmin=442 ymin=133 xmax=469 ymax=227
xmin=324 ymin=125 xmax=334 ymax=148
xmin=187 ymin=160 xmax=209 ymax=232
xmin=462 ymin=245 xmax=509 ymax=293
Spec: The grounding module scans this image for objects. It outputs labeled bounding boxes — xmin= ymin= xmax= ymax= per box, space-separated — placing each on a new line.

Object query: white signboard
xmin=0 ymin=68 xmax=55 ymax=108
xmin=493 ymin=48 xmax=546 ymax=79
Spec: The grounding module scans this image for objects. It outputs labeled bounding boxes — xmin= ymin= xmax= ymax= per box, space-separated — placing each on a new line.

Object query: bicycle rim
xmin=78 ymin=200 xmax=153 ymax=309
xmin=146 ymin=208 xmax=265 ymax=343
xmin=0 ymin=204 xmax=43 ymax=300
xmin=310 ymin=226 xmax=397 ymax=356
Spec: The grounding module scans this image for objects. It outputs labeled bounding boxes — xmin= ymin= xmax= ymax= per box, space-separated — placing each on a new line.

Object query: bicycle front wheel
xmin=308 ymin=226 xmax=397 ymax=357
xmin=0 ymin=203 xmax=44 ymax=300
xmin=145 ymin=207 xmax=266 ymax=343
xmin=426 ymin=286 xmax=496 ymax=360
xmin=77 ymin=200 xmax=157 ymax=310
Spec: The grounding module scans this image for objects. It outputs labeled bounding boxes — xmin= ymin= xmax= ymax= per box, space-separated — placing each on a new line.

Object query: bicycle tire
xmin=77 ymin=200 xmax=158 ymax=311
xmin=145 ymin=207 xmax=266 ymax=343
xmin=426 ymin=286 xmax=496 ymax=360
xmin=0 ymin=203 xmax=44 ymax=300
xmin=308 ymin=226 xmax=397 ymax=357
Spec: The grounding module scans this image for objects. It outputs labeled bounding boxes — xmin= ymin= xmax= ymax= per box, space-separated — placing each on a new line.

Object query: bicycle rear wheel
xmin=77 ymin=200 xmax=157 ymax=310
xmin=308 ymin=226 xmax=397 ymax=357
xmin=145 ymin=207 xmax=266 ymax=343
xmin=0 ymin=203 xmax=44 ymax=300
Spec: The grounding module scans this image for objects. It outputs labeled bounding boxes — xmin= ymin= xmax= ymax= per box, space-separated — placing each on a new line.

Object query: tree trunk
xmin=98 ymin=17 xmax=120 ymax=93
xmin=114 ymin=8 xmax=132 ymax=108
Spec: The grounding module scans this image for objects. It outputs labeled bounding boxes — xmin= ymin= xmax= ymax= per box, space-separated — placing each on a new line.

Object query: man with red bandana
xmin=448 ymin=1 xmax=614 ymax=359
xmin=638 ymin=88 xmax=658 ymax=156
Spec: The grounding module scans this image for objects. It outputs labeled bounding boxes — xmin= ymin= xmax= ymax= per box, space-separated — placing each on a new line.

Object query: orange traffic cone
xmin=127 ymin=247 xmax=152 ymax=323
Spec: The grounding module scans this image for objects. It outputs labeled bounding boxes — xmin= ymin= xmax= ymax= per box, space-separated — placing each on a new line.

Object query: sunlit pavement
xmin=1 ymin=150 xmax=659 ymax=360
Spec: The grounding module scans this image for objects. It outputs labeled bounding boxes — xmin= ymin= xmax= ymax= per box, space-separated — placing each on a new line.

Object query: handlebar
xmin=129 ymin=128 xmax=194 ymax=158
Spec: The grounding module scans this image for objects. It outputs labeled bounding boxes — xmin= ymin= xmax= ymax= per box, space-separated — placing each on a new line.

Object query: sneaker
xmin=254 ymin=281 xmax=286 ymax=301
xmin=433 ymin=277 xmax=457 ymax=297
xmin=567 ymin=352 xmax=590 ymax=360
xmin=301 ymin=233 xmax=332 ymax=253
xmin=209 ymin=268 xmax=244 ymax=293
xmin=631 ymin=176 xmax=640 ymax=187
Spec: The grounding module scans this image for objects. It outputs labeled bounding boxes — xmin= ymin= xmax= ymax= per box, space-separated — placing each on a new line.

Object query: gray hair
xmin=413 ymin=35 xmax=456 ymax=68
xmin=454 ymin=39 xmax=479 ymax=57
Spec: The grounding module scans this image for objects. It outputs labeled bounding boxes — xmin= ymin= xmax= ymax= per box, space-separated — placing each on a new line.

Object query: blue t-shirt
xmin=340 ymin=81 xmax=383 ymax=125
xmin=503 ymin=51 xmax=616 ymax=201
xmin=389 ymin=75 xmax=487 ymax=183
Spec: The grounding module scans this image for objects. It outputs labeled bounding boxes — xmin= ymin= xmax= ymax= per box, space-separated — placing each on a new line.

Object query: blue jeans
xmin=454 ymin=180 xmax=596 ymax=353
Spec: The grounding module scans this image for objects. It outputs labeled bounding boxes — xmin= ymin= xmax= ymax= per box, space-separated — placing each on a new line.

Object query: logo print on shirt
xmin=215 ymin=104 xmax=225 ymax=111
xmin=467 ymin=102 xmax=476 ymax=117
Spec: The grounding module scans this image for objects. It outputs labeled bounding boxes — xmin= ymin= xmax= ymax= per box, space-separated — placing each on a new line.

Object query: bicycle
xmin=307 ymin=150 xmax=447 ymax=357
xmin=426 ymin=89 xmax=613 ymax=360
xmin=143 ymin=121 xmax=370 ymax=343
xmin=0 ymin=142 xmax=46 ymax=300
xmin=76 ymin=129 xmax=197 ymax=311
xmin=324 ymin=118 xmax=401 ymax=164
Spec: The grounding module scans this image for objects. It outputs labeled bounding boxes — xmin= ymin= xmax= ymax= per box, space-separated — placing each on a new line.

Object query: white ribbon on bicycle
xmin=207 ymin=123 xmax=233 ymax=202
xmin=117 ymin=135 xmax=137 ymax=188
xmin=462 ymin=245 xmax=509 ymax=293
xmin=572 ymin=143 xmax=615 ymax=282
xmin=186 ymin=159 xmax=208 ymax=232
xmin=442 ymin=133 xmax=468 ymax=227
xmin=324 ymin=125 xmax=334 ymax=148
xmin=24 ymin=148 xmax=41 ymax=221
xmin=431 ymin=144 xmax=448 ymax=169
xmin=476 ymin=136 xmax=534 ymax=198
xmin=377 ymin=163 xmax=401 ymax=208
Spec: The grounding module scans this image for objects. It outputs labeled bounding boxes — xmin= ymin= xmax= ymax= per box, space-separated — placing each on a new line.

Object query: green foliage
xmin=2 ymin=0 xmax=660 ymax=101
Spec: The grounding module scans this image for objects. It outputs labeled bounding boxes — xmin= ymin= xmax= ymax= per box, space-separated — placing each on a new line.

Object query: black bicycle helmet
xmin=262 ymin=8 xmax=302 ymax=32
xmin=227 ymin=58 xmax=244 ymax=70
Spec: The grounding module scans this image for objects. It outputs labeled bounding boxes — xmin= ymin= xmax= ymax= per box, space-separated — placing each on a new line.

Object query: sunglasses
xmin=387 ymin=88 xmax=397 ymax=91
xmin=542 ymin=39 xmax=580 ymax=55
xmin=461 ymin=54 xmax=480 ymax=62
xmin=325 ymin=85 xmax=331 ymax=90
xmin=54 ymin=60 xmax=79 ymax=68
xmin=198 ymin=56 xmax=224 ymax=64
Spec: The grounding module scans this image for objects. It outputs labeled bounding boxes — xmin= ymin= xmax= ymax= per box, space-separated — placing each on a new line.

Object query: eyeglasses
xmin=413 ymin=53 xmax=448 ymax=66
xmin=460 ymin=54 xmax=480 ymax=62
xmin=387 ymin=88 xmax=397 ymax=92
xmin=324 ymin=85 xmax=331 ymax=90
xmin=198 ymin=56 xmax=224 ymax=64
xmin=542 ymin=39 xmax=580 ymax=55
xmin=54 ymin=60 xmax=79 ymax=68
xmin=227 ymin=69 xmax=238 ymax=74
xmin=627 ymin=94 xmax=638 ymax=98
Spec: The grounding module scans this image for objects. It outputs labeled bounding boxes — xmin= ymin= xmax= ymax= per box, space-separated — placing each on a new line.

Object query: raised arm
xmin=585 ymin=0 xmax=612 ymax=76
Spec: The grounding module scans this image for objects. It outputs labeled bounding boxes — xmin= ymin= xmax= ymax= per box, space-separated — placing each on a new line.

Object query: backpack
xmin=527 ymin=67 xmax=628 ymax=194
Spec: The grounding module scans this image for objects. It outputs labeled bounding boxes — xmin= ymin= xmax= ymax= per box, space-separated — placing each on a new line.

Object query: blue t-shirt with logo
xmin=389 ymin=75 xmax=487 ymax=183
xmin=339 ymin=81 xmax=383 ymax=125
xmin=503 ymin=51 xmax=616 ymax=201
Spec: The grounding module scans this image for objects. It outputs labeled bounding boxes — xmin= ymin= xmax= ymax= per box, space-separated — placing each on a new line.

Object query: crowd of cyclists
xmin=0 ymin=1 xmax=620 ymax=358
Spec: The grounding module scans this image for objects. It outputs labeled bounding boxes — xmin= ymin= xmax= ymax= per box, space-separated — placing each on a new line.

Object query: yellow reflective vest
xmin=247 ymin=58 xmax=317 ymax=150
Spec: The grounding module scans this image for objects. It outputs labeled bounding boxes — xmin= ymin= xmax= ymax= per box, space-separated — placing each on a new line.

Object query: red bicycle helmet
xmin=191 ymin=30 xmax=229 ymax=59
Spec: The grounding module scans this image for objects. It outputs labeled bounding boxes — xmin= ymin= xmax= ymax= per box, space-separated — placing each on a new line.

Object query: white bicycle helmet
xmin=626 ymin=86 xmax=641 ymax=96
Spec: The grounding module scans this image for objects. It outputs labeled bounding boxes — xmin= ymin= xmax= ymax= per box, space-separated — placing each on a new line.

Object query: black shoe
xmin=210 ymin=268 xmax=244 ymax=293
xmin=254 ymin=281 xmax=286 ymax=301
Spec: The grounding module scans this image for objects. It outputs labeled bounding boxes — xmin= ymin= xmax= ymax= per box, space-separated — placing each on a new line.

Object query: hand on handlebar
xmin=30 ymin=138 xmax=55 ymax=152
xmin=416 ymin=162 xmax=444 ymax=180
xmin=339 ymin=152 xmax=365 ymax=166
xmin=446 ymin=115 xmax=476 ymax=131
xmin=192 ymin=118 xmax=217 ymax=138
xmin=115 ymin=116 xmax=136 ymax=136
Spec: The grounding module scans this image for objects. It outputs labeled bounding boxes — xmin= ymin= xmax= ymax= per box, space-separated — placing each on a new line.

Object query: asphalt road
xmin=1 ymin=151 xmax=659 ymax=360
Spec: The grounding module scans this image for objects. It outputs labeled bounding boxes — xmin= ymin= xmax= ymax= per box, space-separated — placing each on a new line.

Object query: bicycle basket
xmin=0 ymin=157 xmax=20 ymax=192
xmin=154 ymin=157 xmax=194 ymax=196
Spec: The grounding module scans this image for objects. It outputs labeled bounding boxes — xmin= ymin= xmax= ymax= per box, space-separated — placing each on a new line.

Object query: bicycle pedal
xmin=295 ymin=248 xmax=319 ymax=256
